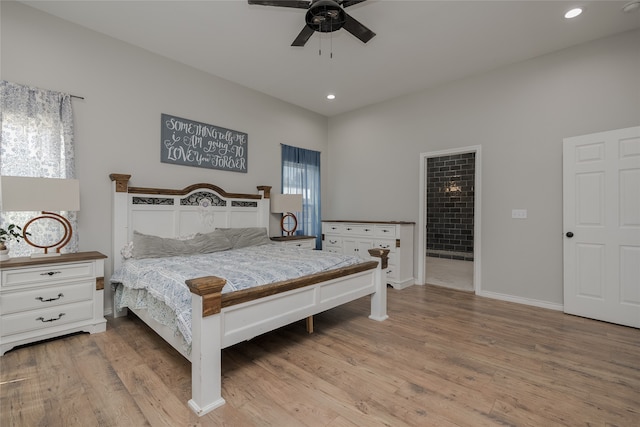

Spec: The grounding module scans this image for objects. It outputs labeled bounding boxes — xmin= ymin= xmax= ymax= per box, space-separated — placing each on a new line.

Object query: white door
xmin=563 ymin=126 xmax=640 ymax=328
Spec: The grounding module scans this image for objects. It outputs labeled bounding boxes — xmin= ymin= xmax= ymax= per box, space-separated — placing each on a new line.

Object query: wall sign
xmin=160 ymin=113 xmax=248 ymax=173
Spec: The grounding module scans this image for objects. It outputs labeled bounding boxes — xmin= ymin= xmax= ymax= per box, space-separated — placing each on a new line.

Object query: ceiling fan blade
xmin=291 ymin=25 xmax=315 ymax=46
xmin=342 ymin=13 xmax=375 ymax=43
xmin=341 ymin=0 xmax=367 ymax=8
xmin=248 ymin=0 xmax=310 ymax=9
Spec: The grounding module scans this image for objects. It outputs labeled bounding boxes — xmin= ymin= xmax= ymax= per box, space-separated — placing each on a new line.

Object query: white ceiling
xmin=20 ymin=0 xmax=640 ymax=117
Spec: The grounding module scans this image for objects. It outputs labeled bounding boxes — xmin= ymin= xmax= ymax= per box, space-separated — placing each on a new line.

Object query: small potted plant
xmin=0 ymin=223 xmax=27 ymax=261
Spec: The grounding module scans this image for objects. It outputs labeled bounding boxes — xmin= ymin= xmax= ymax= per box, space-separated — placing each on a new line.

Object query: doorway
xmin=418 ymin=146 xmax=481 ymax=292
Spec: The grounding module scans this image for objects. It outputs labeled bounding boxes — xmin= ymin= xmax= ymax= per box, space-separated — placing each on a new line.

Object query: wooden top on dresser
xmin=322 ymin=220 xmax=415 ymax=225
xmin=0 ymin=251 xmax=107 ymax=269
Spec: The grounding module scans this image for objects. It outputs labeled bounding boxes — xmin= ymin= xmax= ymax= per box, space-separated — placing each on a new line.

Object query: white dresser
xmin=322 ymin=221 xmax=415 ymax=289
xmin=0 ymin=251 xmax=107 ymax=355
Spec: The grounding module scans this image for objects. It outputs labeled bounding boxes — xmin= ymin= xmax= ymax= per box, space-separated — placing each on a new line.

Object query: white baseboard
xmin=476 ymin=289 xmax=563 ymax=311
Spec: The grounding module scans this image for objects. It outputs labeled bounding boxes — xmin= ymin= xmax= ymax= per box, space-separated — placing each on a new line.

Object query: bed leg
xmin=368 ymin=249 xmax=389 ymax=322
xmin=306 ymin=316 xmax=314 ymax=333
xmin=188 ymin=293 xmax=225 ymax=416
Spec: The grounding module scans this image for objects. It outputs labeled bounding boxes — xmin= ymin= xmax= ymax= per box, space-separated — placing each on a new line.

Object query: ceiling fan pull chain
xmin=330 ymin=21 xmax=333 ymax=58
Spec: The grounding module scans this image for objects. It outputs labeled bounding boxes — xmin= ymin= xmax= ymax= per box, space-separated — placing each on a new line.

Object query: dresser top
xmin=322 ymin=220 xmax=415 ymax=225
xmin=0 ymin=251 xmax=107 ymax=269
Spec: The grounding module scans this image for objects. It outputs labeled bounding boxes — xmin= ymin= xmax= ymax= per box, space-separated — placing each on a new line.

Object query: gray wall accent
xmin=1 ymin=2 xmax=328 ymax=311
xmin=3 ymin=1 xmax=639 ymax=308
xmin=328 ymin=29 xmax=640 ymax=305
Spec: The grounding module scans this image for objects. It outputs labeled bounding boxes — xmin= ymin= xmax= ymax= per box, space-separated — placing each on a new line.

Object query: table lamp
xmin=271 ymin=193 xmax=303 ymax=236
xmin=0 ymin=176 xmax=80 ymax=257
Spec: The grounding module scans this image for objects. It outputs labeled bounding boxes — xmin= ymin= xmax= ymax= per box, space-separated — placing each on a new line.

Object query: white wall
xmin=1 ymin=2 xmax=328 ymax=310
xmin=328 ymin=29 xmax=640 ymax=306
xmin=3 ymin=1 xmax=639 ymax=310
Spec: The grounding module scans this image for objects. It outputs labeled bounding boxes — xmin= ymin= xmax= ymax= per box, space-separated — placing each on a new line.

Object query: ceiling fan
xmin=248 ymin=0 xmax=376 ymax=47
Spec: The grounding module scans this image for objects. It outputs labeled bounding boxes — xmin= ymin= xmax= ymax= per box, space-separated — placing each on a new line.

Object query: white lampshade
xmin=0 ymin=176 xmax=80 ymax=212
xmin=270 ymin=193 xmax=302 ymax=214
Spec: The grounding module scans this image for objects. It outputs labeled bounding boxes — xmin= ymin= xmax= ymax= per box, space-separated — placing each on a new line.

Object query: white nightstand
xmin=270 ymin=235 xmax=316 ymax=249
xmin=0 ymin=251 xmax=107 ymax=355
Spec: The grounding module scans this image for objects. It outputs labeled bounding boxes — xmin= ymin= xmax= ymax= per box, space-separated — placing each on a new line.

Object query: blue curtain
xmin=281 ymin=144 xmax=322 ymax=249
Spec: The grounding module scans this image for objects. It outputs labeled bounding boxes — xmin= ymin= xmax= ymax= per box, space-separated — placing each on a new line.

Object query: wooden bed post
xmin=186 ymin=276 xmax=227 ymax=415
xmin=110 ymin=174 xmax=131 ymax=318
xmin=368 ymin=248 xmax=390 ymax=321
xmin=256 ymin=185 xmax=271 ymax=231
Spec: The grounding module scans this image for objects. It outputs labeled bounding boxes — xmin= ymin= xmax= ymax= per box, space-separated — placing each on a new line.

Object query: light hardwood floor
xmin=1 ymin=285 xmax=638 ymax=426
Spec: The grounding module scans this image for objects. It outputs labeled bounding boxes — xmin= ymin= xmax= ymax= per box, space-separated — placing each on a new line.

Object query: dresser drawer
xmin=373 ymin=239 xmax=395 ymax=251
xmin=374 ymin=225 xmax=396 ymax=238
xmin=0 ymin=281 xmax=94 ymax=315
xmin=323 ymin=223 xmax=343 ymax=234
xmin=343 ymin=224 xmax=374 ymax=236
xmin=1 ymin=262 xmax=94 ymax=288
xmin=324 ymin=236 xmax=343 ymax=248
xmin=385 ymin=263 xmax=398 ymax=280
xmin=1 ymin=300 xmax=94 ymax=336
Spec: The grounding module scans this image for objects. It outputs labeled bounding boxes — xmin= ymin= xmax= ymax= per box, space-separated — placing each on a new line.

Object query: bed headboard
xmin=109 ymin=174 xmax=271 ymax=271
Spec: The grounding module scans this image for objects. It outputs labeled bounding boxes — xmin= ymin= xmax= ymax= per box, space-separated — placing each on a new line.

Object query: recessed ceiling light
xmin=564 ymin=7 xmax=583 ymax=19
xmin=326 ymin=94 xmax=336 ymax=100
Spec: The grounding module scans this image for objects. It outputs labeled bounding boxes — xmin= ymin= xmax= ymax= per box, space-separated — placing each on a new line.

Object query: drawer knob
xmin=36 ymin=313 xmax=65 ymax=323
xmin=35 ymin=293 xmax=64 ymax=303
xmin=40 ymin=271 xmax=62 ymax=276
xmin=365 ymin=228 xmax=371 ymax=232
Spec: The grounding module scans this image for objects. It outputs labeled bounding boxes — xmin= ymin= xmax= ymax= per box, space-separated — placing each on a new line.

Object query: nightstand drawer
xmin=289 ymin=240 xmax=314 ymax=249
xmin=1 ymin=262 xmax=94 ymax=288
xmin=1 ymin=300 xmax=94 ymax=336
xmin=0 ymin=281 xmax=94 ymax=315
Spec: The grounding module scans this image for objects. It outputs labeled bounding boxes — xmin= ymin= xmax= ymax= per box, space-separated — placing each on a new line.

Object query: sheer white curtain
xmin=0 ymin=80 xmax=78 ymax=256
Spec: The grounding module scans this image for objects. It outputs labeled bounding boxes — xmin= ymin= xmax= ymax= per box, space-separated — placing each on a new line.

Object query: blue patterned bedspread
xmin=110 ymin=244 xmax=364 ymax=346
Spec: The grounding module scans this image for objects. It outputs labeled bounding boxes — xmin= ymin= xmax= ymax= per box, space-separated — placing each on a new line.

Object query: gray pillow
xmin=216 ymin=227 xmax=271 ymax=249
xmin=132 ymin=230 xmax=232 ymax=259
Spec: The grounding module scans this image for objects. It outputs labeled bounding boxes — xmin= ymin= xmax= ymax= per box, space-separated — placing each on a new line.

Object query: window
xmin=0 ymin=81 xmax=77 ymax=256
xmin=281 ymin=144 xmax=321 ymax=249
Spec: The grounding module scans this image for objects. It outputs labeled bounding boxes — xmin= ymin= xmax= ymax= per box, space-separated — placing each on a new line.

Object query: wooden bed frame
xmin=109 ymin=174 xmax=389 ymax=416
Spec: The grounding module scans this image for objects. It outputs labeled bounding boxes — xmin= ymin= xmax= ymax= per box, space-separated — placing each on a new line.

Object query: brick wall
xmin=426 ymin=153 xmax=475 ymax=261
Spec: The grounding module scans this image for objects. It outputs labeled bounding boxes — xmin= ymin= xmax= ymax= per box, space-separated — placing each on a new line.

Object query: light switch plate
xmin=512 ymin=209 xmax=527 ymax=219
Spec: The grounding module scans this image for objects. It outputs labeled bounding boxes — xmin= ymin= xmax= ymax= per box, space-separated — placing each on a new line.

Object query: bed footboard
xmin=185 ymin=249 xmax=389 ymax=416
xmin=186 ymin=276 xmax=227 ymax=415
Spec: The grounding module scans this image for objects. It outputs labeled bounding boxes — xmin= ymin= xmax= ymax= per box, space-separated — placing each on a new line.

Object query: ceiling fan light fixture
xmin=306 ymin=0 xmax=346 ymax=32
xmin=326 ymin=94 xmax=336 ymax=100
xmin=249 ymin=0 xmax=375 ymax=47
